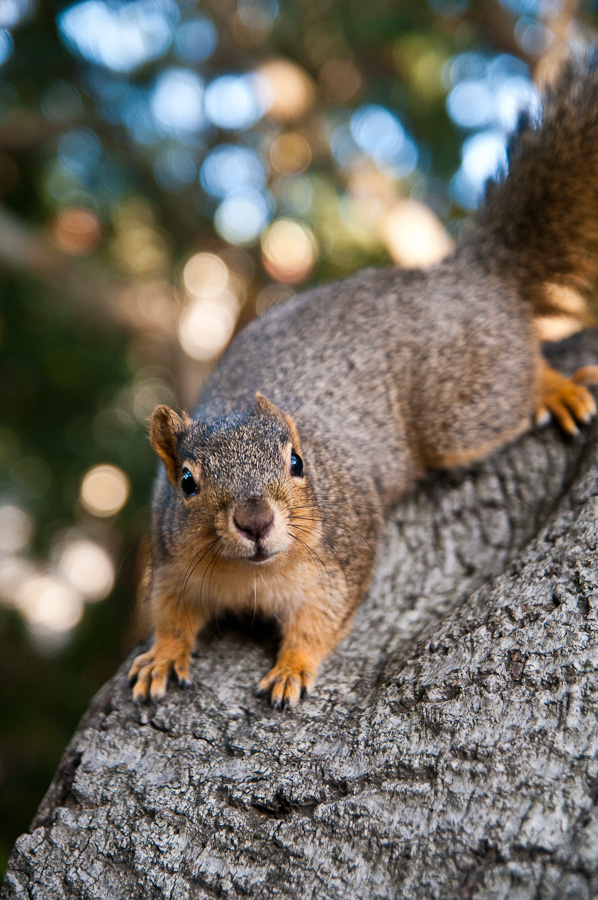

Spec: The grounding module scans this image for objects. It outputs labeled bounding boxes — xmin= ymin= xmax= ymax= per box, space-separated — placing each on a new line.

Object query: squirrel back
xmin=197 ymin=53 xmax=598 ymax=473
xmin=130 ymin=54 xmax=598 ymax=709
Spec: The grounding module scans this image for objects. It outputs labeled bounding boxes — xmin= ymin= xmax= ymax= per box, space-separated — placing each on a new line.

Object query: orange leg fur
xmin=536 ymin=363 xmax=598 ymax=435
xmin=129 ymin=600 xmax=205 ymax=703
xmin=255 ymin=599 xmax=352 ymax=710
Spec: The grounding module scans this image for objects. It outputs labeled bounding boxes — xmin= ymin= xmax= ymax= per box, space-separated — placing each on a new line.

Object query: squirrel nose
xmin=233 ymin=500 xmax=274 ymax=541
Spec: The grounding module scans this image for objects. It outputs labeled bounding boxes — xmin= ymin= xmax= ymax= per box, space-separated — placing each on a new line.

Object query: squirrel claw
xmin=538 ymin=365 xmax=597 ymax=436
xmin=256 ymin=661 xmax=315 ymax=711
xmin=129 ymin=642 xmax=193 ymax=703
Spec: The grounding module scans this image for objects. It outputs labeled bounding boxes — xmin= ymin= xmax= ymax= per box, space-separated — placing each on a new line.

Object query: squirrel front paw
xmin=537 ymin=364 xmax=598 ymax=435
xmin=128 ymin=638 xmax=192 ymax=703
xmin=254 ymin=652 xmax=316 ymax=710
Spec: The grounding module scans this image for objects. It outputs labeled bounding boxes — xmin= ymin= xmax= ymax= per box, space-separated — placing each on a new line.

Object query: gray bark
xmin=3 ymin=332 xmax=598 ymax=900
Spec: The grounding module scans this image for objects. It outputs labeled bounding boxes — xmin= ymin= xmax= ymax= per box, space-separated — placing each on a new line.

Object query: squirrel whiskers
xmin=129 ymin=53 xmax=598 ymax=710
xmin=170 ymin=536 xmax=222 ymax=646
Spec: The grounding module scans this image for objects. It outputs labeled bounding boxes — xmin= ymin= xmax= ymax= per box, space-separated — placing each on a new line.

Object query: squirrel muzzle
xmin=220 ymin=494 xmax=288 ymax=563
xmin=233 ymin=498 xmax=275 ymax=542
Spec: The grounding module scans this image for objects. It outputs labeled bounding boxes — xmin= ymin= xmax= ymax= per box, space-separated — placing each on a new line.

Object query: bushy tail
xmin=469 ymin=51 xmax=598 ymax=321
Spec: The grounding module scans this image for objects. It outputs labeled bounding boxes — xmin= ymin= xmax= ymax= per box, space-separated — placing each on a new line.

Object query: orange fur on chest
xmin=157 ymin=541 xmax=334 ymax=625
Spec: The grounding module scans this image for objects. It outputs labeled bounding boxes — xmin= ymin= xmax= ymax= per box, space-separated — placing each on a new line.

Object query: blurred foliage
xmin=1 ymin=0 xmax=597 ymax=877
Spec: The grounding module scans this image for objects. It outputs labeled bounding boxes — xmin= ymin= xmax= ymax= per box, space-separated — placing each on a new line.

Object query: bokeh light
xmin=183 ymin=252 xmax=229 ymax=299
xmin=261 ymin=218 xmax=318 ymax=283
xmin=178 ymin=299 xmax=237 ymax=361
xmin=382 ymin=200 xmax=454 ymax=268
xmin=452 ymin=130 xmax=508 ymax=208
xmin=515 ymin=17 xmax=552 ymax=56
xmin=237 ymin=0 xmax=278 ymax=34
xmin=0 ymin=504 xmax=33 ymax=553
xmin=446 ymin=56 xmax=538 ymax=133
xmin=16 ymin=573 xmax=84 ymax=648
xmin=447 ymin=80 xmax=495 ymax=128
xmin=174 ymin=14 xmax=217 ymax=63
xmin=350 ymin=105 xmax=418 ymax=175
xmin=444 ymin=51 xmax=540 ymax=209
xmin=178 ymin=251 xmax=242 ymax=360
xmin=494 ymin=76 xmax=539 ymax=130
xmin=204 ymin=74 xmax=265 ymax=130
xmin=319 ymin=58 xmax=363 ymax=103
xmin=201 ymin=145 xmax=266 ymax=198
xmin=111 ymin=199 xmax=171 ymax=276
xmin=269 ymin=133 xmax=312 ymax=175
xmin=0 ymin=0 xmax=36 ymax=29
xmin=214 ymin=189 xmax=272 ymax=245
xmin=58 ymin=0 xmax=178 ymax=73
xmin=0 ymin=556 xmax=34 ymax=607
xmin=52 ymin=207 xmax=102 ymax=255
xmin=151 ymin=68 xmax=205 ymax=135
xmin=0 ymin=28 xmax=13 ymax=64
xmin=57 ymin=538 xmax=115 ymax=601
xmin=257 ymin=59 xmax=315 ymax=122
xmin=80 ymin=465 xmax=130 ymax=517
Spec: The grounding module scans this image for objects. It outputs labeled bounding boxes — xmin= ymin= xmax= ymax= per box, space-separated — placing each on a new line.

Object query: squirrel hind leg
xmin=536 ymin=363 xmax=598 ymax=435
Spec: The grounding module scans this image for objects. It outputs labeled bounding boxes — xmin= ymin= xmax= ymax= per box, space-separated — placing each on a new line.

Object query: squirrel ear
xmin=150 ymin=405 xmax=191 ymax=488
xmin=255 ymin=391 xmax=283 ymax=419
xmin=254 ymin=391 xmax=302 ymax=451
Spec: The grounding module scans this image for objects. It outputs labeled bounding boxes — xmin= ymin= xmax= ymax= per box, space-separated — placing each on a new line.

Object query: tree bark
xmin=3 ymin=332 xmax=598 ymax=900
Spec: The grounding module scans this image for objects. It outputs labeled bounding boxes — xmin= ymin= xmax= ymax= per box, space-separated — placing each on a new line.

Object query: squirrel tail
xmin=467 ymin=51 xmax=598 ymax=323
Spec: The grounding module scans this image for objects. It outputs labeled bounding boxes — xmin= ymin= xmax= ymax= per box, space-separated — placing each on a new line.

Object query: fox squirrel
xmin=130 ymin=55 xmax=598 ymax=710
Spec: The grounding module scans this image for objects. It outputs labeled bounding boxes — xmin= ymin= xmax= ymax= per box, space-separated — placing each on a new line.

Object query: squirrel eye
xmin=181 ymin=468 xmax=198 ymax=496
xmin=290 ymin=449 xmax=303 ymax=478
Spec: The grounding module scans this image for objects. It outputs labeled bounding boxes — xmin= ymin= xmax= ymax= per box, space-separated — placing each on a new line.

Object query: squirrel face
xmin=150 ymin=393 xmax=315 ymax=565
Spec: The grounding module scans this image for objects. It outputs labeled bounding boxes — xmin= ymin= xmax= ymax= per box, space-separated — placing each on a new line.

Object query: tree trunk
xmin=3 ymin=332 xmax=598 ymax=900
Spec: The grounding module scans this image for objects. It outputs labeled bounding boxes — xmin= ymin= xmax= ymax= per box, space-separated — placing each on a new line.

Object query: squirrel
xmin=130 ymin=54 xmax=598 ymax=710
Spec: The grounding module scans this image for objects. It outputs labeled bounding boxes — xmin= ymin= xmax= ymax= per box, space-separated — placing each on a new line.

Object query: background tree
xmin=0 ymin=0 xmax=596 ymax=877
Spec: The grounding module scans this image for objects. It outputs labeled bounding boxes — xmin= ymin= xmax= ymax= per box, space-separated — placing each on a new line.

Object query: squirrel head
xmin=149 ymin=392 xmax=315 ymax=564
